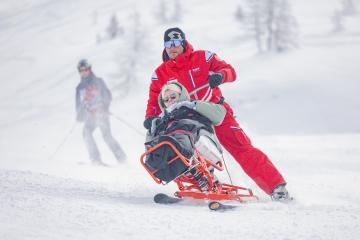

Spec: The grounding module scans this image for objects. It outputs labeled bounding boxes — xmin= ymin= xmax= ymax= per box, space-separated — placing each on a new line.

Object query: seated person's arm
xmin=193 ymin=101 xmax=226 ymax=126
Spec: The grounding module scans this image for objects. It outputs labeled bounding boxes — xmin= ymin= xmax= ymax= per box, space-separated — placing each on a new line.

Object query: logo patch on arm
xmin=151 ymin=72 xmax=158 ymax=81
xmin=205 ymin=51 xmax=214 ymax=62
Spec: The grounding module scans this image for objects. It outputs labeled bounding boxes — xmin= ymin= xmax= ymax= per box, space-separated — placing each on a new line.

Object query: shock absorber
xmin=189 ymin=167 xmax=208 ymax=191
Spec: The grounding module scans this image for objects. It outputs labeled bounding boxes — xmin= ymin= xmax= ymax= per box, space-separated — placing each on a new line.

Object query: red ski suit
xmin=145 ymin=42 xmax=285 ymax=195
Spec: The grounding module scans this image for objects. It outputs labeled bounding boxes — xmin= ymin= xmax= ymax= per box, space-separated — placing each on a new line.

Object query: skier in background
xmin=75 ymin=59 xmax=126 ymax=165
xmin=143 ymin=27 xmax=290 ymax=200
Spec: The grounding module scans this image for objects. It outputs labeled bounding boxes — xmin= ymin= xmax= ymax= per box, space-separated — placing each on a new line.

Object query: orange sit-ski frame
xmin=140 ymin=141 xmax=258 ymax=204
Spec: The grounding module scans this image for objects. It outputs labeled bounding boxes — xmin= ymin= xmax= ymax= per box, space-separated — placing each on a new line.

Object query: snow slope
xmin=1 ymin=0 xmax=360 ymax=239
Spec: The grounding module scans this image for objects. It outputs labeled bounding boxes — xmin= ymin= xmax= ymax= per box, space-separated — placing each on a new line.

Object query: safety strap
xmin=188 ymin=83 xmax=211 ymax=101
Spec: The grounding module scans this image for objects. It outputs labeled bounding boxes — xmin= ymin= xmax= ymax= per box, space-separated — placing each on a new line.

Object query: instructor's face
xmin=165 ymin=45 xmax=184 ymax=60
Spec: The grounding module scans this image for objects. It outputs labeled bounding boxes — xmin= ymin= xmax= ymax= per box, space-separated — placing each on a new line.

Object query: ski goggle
xmin=78 ymin=68 xmax=90 ymax=73
xmin=164 ymin=40 xmax=183 ymax=48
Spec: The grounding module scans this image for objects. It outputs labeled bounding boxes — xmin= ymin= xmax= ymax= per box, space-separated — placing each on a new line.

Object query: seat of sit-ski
xmin=144 ymin=128 xmax=222 ymax=183
xmin=144 ymin=134 xmax=193 ymax=183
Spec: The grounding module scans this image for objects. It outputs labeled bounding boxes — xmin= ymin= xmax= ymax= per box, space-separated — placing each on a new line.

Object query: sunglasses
xmin=164 ymin=40 xmax=183 ymax=48
xmin=163 ymin=93 xmax=179 ymax=102
xmin=79 ymin=68 xmax=90 ymax=73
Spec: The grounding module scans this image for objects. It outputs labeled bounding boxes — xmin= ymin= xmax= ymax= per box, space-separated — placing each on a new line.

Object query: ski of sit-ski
xmin=153 ymin=193 xmax=237 ymax=211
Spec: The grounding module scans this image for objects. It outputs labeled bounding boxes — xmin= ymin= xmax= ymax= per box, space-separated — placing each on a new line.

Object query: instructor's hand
xmin=208 ymin=72 xmax=223 ymax=88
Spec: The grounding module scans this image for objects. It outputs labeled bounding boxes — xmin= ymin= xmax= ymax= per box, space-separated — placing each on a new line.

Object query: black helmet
xmin=77 ymin=59 xmax=91 ymax=71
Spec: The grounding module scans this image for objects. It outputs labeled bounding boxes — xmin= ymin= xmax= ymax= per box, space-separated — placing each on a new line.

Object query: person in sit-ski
xmin=146 ymin=81 xmax=225 ymax=190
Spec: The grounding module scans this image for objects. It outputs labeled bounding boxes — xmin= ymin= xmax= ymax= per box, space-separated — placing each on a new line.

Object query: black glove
xmin=143 ymin=117 xmax=155 ymax=130
xmin=208 ymin=72 xmax=223 ymax=88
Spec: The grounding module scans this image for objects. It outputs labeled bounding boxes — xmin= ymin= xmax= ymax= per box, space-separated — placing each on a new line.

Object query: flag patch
xmin=151 ymin=72 xmax=158 ymax=81
xmin=205 ymin=51 xmax=214 ymax=62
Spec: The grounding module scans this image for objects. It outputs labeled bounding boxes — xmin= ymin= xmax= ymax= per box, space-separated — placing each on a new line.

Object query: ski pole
xmin=108 ymin=112 xmax=145 ymax=137
xmin=48 ymin=121 xmax=78 ymax=161
xmin=221 ymin=153 xmax=234 ymax=185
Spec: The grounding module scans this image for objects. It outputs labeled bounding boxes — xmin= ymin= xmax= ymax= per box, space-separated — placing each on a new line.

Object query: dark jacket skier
xmin=75 ymin=59 xmax=126 ymax=165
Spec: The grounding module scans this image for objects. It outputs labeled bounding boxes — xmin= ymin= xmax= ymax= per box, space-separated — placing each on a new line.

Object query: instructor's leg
xmin=214 ymin=109 xmax=285 ymax=195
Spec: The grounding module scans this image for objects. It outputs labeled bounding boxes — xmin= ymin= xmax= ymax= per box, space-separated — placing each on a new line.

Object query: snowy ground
xmin=1 ymin=134 xmax=360 ymax=240
xmin=1 ymin=0 xmax=360 ymax=239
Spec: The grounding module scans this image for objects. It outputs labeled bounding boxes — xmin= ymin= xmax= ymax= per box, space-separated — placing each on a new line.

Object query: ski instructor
xmin=143 ymin=27 xmax=290 ymax=200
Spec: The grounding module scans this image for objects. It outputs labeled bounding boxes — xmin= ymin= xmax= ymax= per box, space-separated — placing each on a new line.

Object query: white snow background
xmin=1 ymin=0 xmax=360 ymax=239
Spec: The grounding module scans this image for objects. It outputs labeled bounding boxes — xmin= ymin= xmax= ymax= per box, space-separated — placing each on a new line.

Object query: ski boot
xmin=271 ymin=183 xmax=291 ymax=201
